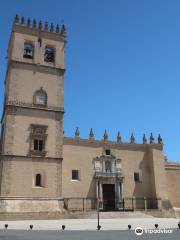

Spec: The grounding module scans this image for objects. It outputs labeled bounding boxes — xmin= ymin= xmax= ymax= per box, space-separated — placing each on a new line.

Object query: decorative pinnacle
xmin=130 ymin=133 xmax=135 ymax=144
xmin=33 ymin=19 xmax=36 ymax=28
xmin=56 ymin=24 xmax=60 ymax=33
xmin=13 ymin=15 xmax=66 ymax=37
xmin=143 ymin=134 xmax=147 ymax=144
xmin=89 ymin=128 xmax=94 ymax=139
xmin=50 ymin=23 xmax=54 ymax=32
xmin=117 ymin=131 xmax=122 ymax=143
xmin=21 ymin=16 xmax=25 ymax=25
xmin=150 ymin=133 xmax=154 ymax=144
xmin=38 ymin=20 xmax=42 ymax=30
xmin=14 ymin=14 xmax=19 ymax=24
xmin=103 ymin=130 xmax=108 ymax=141
xmin=75 ymin=127 xmax=80 ymax=138
xmin=44 ymin=21 xmax=48 ymax=31
xmin=27 ymin=17 xmax=31 ymax=27
xmin=158 ymin=134 xmax=163 ymax=144
xmin=61 ymin=23 xmax=66 ymax=36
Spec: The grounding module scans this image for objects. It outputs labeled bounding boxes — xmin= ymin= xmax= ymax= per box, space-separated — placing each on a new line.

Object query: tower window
xmin=105 ymin=149 xmax=111 ymax=155
xmin=35 ymin=174 xmax=42 ymax=187
xmin=72 ymin=170 xmax=79 ymax=180
xmin=44 ymin=46 xmax=55 ymax=62
xmin=34 ymin=88 xmax=47 ymax=106
xmin=134 ymin=172 xmax=140 ymax=182
xmin=29 ymin=124 xmax=47 ymax=156
xmin=23 ymin=42 xmax=34 ymax=59
xmin=35 ymin=94 xmax=46 ymax=105
xmin=34 ymin=139 xmax=43 ymax=151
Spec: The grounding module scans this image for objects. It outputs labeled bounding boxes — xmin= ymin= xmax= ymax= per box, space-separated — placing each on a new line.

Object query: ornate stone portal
xmin=94 ymin=150 xmax=123 ymax=210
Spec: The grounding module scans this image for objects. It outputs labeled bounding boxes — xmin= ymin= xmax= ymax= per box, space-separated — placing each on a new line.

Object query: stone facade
xmin=0 ymin=16 xmax=65 ymax=213
xmin=0 ymin=15 xmax=180 ymax=216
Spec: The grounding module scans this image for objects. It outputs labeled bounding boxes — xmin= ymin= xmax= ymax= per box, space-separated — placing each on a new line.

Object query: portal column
xmin=117 ymin=181 xmax=122 ymax=209
xmin=99 ymin=182 xmax=103 ymax=210
xmin=96 ymin=180 xmax=99 ymax=198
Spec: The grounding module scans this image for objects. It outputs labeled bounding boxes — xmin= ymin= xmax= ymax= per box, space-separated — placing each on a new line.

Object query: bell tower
xmin=0 ymin=14 xmax=66 ymax=207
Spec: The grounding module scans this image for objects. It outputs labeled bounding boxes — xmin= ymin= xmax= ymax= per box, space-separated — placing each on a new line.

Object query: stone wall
xmin=62 ymin=138 xmax=163 ymax=200
xmin=165 ymin=164 xmax=180 ymax=208
xmin=0 ymin=156 xmax=62 ymax=197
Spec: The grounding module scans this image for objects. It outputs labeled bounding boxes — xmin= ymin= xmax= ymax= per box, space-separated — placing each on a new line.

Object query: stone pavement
xmin=0 ymin=218 xmax=179 ymax=231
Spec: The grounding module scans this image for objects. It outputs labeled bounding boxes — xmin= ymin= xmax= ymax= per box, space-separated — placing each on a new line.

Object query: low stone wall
xmin=0 ymin=197 xmax=64 ymax=213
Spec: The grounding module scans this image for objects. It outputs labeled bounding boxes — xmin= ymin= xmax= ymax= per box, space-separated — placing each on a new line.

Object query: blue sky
xmin=0 ymin=0 xmax=180 ymax=162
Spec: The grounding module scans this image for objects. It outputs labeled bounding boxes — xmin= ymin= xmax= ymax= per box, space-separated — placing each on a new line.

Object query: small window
xmin=44 ymin=46 xmax=55 ymax=62
xmin=35 ymin=174 xmax=42 ymax=187
xmin=105 ymin=149 xmax=111 ymax=155
xmin=72 ymin=170 xmax=79 ymax=180
xmin=134 ymin=172 xmax=140 ymax=182
xmin=34 ymin=88 xmax=47 ymax=105
xmin=23 ymin=42 xmax=34 ymax=59
xmin=34 ymin=139 xmax=43 ymax=152
xmin=35 ymin=94 xmax=46 ymax=105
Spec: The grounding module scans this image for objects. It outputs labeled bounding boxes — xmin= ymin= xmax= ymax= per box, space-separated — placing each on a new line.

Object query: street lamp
xmin=97 ymin=179 xmax=101 ymax=230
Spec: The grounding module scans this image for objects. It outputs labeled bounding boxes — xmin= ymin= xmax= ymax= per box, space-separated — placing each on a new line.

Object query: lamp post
xmin=97 ymin=179 xmax=101 ymax=230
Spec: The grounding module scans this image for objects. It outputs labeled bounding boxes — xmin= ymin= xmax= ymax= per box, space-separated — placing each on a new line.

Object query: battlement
xmin=64 ymin=127 xmax=163 ymax=149
xmin=12 ymin=14 xmax=66 ymax=40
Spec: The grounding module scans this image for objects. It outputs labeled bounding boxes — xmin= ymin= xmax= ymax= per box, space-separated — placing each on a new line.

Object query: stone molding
xmin=165 ymin=163 xmax=180 ymax=170
xmin=9 ymin=60 xmax=65 ymax=76
xmin=0 ymin=196 xmax=63 ymax=200
xmin=1 ymin=154 xmax=63 ymax=161
xmin=6 ymin=101 xmax=64 ymax=113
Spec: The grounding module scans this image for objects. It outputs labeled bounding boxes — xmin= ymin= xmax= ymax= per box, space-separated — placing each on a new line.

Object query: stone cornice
xmin=6 ymin=100 xmax=64 ymax=113
xmin=165 ymin=162 xmax=180 ymax=170
xmin=13 ymin=24 xmax=66 ymax=43
xmin=1 ymin=154 xmax=63 ymax=161
xmin=0 ymin=196 xmax=64 ymax=200
xmin=9 ymin=60 xmax=65 ymax=76
xmin=63 ymin=137 xmax=163 ymax=151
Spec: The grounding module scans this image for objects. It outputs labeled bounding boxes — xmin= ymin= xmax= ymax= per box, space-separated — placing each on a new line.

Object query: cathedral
xmin=0 ymin=15 xmax=179 ymax=218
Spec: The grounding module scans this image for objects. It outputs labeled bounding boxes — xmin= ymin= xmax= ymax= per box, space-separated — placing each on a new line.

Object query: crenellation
xmin=150 ymin=132 xmax=154 ymax=144
xmin=27 ymin=17 xmax=31 ymax=27
xmin=38 ymin=20 xmax=42 ymax=30
xmin=117 ymin=131 xmax=122 ymax=143
xmin=103 ymin=130 xmax=108 ymax=141
xmin=158 ymin=134 xmax=163 ymax=144
xmin=13 ymin=15 xmax=66 ymax=37
xmin=50 ymin=23 xmax=54 ymax=32
xmin=44 ymin=21 xmax=48 ymax=31
xmin=21 ymin=16 xmax=25 ymax=25
xmin=74 ymin=127 xmax=80 ymax=139
xmin=130 ymin=133 xmax=135 ymax=144
xmin=67 ymin=130 xmax=163 ymax=146
xmin=32 ymin=18 xmax=36 ymax=28
xmin=143 ymin=133 xmax=147 ymax=144
xmin=56 ymin=24 xmax=60 ymax=33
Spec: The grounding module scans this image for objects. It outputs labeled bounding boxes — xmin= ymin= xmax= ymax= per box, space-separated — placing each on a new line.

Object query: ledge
xmin=9 ymin=60 xmax=65 ymax=75
xmin=6 ymin=101 xmax=64 ymax=113
xmin=0 ymin=196 xmax=64 ymax=200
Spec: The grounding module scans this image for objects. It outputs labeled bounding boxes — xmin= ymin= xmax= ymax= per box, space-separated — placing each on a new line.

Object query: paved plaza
xmin=0 ymin=218 xmax=179 ymax=231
